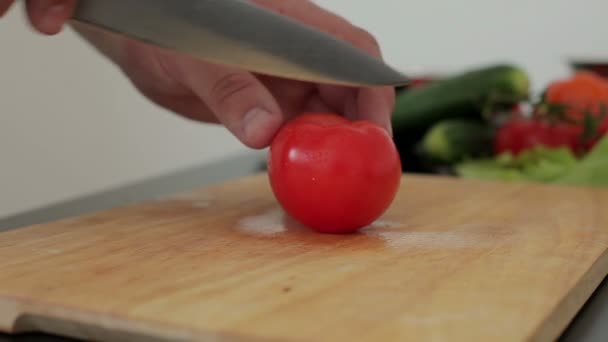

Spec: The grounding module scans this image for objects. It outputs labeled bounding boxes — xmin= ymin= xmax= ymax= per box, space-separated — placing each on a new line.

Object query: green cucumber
xmin=420 ymin=119 xmax=495 ymax=164
xmin=392 ymin=64 xmax=530 ymax=138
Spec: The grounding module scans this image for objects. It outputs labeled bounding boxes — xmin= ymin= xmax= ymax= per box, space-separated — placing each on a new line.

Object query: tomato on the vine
xmin=495 ymin=71 xmax=608 ymax=157
xmin=494 ymin=117 xmax=582 ymax=156
xmin=267 ymin=112 xmax=402 ymax=234
xmin=581 ymin=117 xmax=608 ymax=151
xmin=601 ymin=117 xmax=608 ymax=135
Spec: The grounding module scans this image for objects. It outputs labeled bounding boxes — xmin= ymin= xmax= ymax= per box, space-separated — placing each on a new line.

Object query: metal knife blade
xmin=70 ymin=0 xmax=409 ymax=87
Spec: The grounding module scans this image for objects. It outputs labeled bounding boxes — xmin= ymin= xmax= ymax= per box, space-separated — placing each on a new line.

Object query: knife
xmin=70 ymin=0 xmax=409 ymax=87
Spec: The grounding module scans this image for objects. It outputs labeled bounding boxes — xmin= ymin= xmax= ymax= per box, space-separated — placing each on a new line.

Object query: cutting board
xmin=1 ymin=173 xmax=608 ymax=342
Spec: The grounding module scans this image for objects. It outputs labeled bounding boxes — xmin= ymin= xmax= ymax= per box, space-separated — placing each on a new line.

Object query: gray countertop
xmin=0 ymin=152 xmax=606 ymax=342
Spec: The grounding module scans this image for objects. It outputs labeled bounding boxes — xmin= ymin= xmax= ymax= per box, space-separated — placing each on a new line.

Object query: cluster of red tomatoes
xmin=495 ymin=72 xmax=608 ymax=157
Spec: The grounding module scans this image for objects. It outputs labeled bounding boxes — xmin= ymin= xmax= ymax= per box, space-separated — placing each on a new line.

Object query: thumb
xmin=0 ymin=0 xmax=15 ymax=17
xmin=177 ymin=59 xmax=283 ymax=149
xmin=26 ymin=0 xmax=77 ymax=35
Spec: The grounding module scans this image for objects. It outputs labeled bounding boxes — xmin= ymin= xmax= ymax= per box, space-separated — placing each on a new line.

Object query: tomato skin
xmin=268 ymin=113 xmax=402 ymax=234
xmin=581 ymin=117 xmax=608 ymax=151
xmin=494 ymin=117 xmax=582 ymax=156
xmin=601 ymin=117 xmax=608 ymax=135
xmin=494 ymin=118 xmax=529 ymax=155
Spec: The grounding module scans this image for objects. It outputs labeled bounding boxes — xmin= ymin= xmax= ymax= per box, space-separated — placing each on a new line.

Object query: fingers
xmin=174 ymin=57 xmax=283 ymax=149
xmin=0 ymin=0 xmax=14 ymax=17
xmin=25 ymin=0 xmax=76 ymax=35
xmin=355 ymin=87 xmax=395 ymax=136
xmin=303 ymin=94 xmax=334 ymax=114
xmin=74 ymin=25 xmax=284 ymax=148
xmin=318 ymin=80 xmax=395 ymax=135
xmin=317 ymin=85 xmax=358 ymax=118
xmin=252 ymin=0 xmax=395 ymax=133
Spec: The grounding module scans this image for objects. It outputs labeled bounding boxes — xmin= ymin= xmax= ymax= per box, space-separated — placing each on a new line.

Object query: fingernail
xmin=40 ymin=2 xmax=67 ymax=34
xmin=243 ymin=108 xmax=275 ymax=147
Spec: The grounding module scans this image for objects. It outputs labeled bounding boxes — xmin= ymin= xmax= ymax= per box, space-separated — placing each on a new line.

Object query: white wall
xmin=2 ymin=0 xmax=608 ymax=218
xmin=0 ymin=5 xmax=247 ymax=217
xmin=317 ymin=0 xmax=608 ymax=90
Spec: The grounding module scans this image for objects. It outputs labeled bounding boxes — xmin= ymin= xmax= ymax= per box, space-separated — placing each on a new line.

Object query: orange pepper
xmin=544 ymin=71 xmax=608 ymax=122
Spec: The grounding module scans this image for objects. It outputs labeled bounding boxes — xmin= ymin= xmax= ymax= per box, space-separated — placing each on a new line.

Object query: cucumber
xmin=420 ymin=119 xmax=495 ymax=164
xmin=392 ymin=64 xmax=529 ymax=138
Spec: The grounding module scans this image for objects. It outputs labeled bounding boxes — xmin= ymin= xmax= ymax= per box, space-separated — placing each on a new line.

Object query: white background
xmin=1 ymin=0 xmax=607 ymax=217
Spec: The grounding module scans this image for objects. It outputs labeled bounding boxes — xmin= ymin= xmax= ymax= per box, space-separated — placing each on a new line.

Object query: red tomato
xmin=581 ymin=117 xmax=608 ymax=151
xmin=602 ymin=117 xmax=608 ymax=135
xmin=267 ymin=113 xmax=402 ymax=234
xmin=494 ymin=117 xmax=582 ymax=156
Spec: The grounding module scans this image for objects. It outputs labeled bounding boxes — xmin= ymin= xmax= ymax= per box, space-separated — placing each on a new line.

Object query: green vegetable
xmin=455 ymin=136 xmax=608 ymax=187
xmin=555 ymin=135 xmax=608 ymax=186
xmin=420 ymin=119 xmax=494 ymax=164
xmin=456 ymin=147 xmax=578 ymax=182
xmin=392 ymin=64 xmax=530 ymax=138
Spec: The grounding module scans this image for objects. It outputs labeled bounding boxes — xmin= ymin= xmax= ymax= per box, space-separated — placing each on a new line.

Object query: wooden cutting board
xmin=1 ymin=173 xmax=608 ymax=342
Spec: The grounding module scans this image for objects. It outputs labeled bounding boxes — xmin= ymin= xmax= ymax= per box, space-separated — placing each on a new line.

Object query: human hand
xmin=2 ymin=0 xmax=395 ymax=149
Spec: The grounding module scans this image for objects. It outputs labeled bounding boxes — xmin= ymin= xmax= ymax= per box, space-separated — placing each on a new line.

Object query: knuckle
xmin=350 ymin=27 xmax=381 ymax=55
xmin=275 ymin=0 xmax=300 ymax=15
xmin=210 ymin=73 xmax=258 ymax=110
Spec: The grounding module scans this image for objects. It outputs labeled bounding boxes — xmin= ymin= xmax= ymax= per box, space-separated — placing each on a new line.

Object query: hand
xmin=2 ymin=0 xmax=395 ymax=149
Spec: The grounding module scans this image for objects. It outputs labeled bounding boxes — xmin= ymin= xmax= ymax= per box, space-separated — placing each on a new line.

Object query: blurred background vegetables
xmin=391 ymin=61 xmax=608 ymax=187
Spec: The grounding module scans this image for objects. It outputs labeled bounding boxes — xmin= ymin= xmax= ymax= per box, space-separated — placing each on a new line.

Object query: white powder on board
xmin=236 ymin=212 xmax=489 ymax=250
xmin=365 ymin=230 xmax=490 ymax=249
xmin=237 ymin=209 xmax=286 ymax=236
xmin=366 ymin=220 xmax=403 ymax=229
xmin=237 ymin=215 xmax=403 ymax=237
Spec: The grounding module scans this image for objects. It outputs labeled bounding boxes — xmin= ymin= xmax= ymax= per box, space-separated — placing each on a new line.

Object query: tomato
xmin=494 ymin=117 xmax=582 ymax=156
xmin=602 ymin=117 xmax=608 ymax=135
xmin=267 ymin=113 xmax=402 ymax=234
xmin=581 ymin=117 xmax=608 ymax=151
xmin=544 ymin=71 xmax=608 ymax=122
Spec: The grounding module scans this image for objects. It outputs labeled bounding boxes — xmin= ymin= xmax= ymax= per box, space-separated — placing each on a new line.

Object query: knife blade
xmin=70 ymin=0 xmax=409 ymax=87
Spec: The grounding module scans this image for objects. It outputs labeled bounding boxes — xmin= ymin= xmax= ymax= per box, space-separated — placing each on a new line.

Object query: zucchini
xmin=392 ymin=64 xmax=529 ymax=138
xmin=420 ymin=119 xmax=495 ymax=164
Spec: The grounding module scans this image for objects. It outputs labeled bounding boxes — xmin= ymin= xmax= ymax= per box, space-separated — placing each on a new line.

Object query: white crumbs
xmin=367 ymin=220 xmax=403 ymax=229
xmin=237 ymin=209 xmax=286 ymax=236
xmin=364 ymin=229 xmax=489 ymax=250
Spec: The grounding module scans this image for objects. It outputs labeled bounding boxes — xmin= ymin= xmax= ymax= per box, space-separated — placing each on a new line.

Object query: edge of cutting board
xmin=0 ymin=296 xmax=196 ymax=341
xmin=4 ymin=259 xmax=602 ymax=342
xmin=0 ymin=295 xmax=279 ymax=342
xmin=531 ymin=249 xmax=608 ymax=341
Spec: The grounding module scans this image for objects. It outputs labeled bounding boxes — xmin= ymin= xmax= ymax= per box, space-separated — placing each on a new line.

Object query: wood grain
xmin=1 ymin=173 xmax=607 ymax=342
